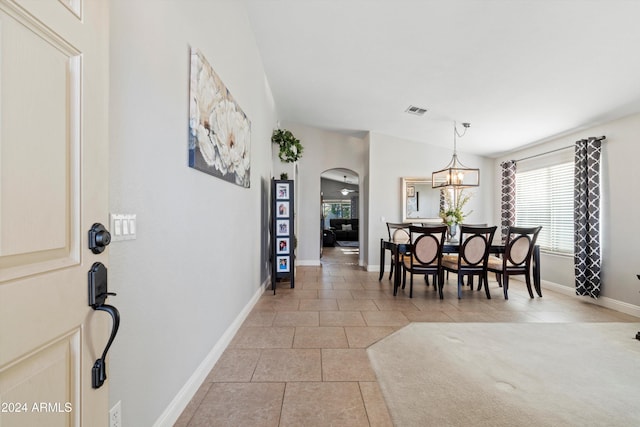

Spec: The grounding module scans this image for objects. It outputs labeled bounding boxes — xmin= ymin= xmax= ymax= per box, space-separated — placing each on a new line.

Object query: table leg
xmin=379 ymin=239 xmax=385 ymax=281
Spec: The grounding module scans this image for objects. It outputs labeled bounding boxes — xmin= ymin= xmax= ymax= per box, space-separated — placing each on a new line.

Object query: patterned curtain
xmin=574 ymin=137 xmax=602 ymax=298
xmin=500 ymin=161 xmax=517 ymax=242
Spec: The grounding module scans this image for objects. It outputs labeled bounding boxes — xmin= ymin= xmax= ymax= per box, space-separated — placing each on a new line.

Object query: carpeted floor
xmin=368 ymin=322 xmax=640 ymax=427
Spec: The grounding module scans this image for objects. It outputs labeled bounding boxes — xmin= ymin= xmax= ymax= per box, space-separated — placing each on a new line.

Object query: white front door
xmin=0 ymin=0 xmax=110 ymax=426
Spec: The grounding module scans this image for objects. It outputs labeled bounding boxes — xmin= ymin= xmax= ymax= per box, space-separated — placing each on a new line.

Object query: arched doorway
xmin=320 ymin=168 xmax=359 ymax=265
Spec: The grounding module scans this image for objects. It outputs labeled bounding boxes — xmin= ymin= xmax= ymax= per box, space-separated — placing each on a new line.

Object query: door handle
xmin=88 ymin=262 xmax=120 ymax=389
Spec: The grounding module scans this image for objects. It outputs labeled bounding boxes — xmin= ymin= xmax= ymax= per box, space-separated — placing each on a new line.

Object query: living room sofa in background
xmin=329 ymin=218 xmax=359 ymax=241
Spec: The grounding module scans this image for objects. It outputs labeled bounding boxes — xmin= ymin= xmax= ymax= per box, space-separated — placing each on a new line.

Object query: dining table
xmin=379 ymin=238 xmax=541 ymax=297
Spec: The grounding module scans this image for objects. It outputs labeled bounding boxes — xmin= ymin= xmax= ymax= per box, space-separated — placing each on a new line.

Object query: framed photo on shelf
xmin=276 ymin=220 xmax=289 ymax=236
xmin=276 ymin=238 xmax=289 ymax=254
xmin=277 ymin=256 xmax=290 ymax=272
xmin=276 ymin=182 xmax=289 ymax=200
xmin=276 ymin=201 xmax=289 ymax=218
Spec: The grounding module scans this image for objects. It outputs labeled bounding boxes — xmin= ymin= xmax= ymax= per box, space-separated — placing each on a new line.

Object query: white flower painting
xmin=189 ymin=48 xmax=251 ymax=187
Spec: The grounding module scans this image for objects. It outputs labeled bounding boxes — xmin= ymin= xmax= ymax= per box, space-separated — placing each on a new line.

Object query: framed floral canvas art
xmin=189 ymin=47 xmax=251 ymax=187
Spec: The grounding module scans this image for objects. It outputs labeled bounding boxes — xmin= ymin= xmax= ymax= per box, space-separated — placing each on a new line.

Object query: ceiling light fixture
xmin=340 ymin=175 xmax=355 ymax=196
xmin=432 ymin=122 xmax=479 ymax=188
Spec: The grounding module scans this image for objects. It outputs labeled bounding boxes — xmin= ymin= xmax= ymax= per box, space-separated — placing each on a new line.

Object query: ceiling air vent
xmin=405 ymin=105 xmax=428 ymax=116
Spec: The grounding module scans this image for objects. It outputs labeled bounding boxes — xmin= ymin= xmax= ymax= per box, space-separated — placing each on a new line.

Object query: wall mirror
xmin=401 ymin=177 xmax=442 ymax=223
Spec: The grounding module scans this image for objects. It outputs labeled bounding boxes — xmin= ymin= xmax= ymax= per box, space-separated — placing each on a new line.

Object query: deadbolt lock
xmin=89 ymin=223 xmax=111 ymax=254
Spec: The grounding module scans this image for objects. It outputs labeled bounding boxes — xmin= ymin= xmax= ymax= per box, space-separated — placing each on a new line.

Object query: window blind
xmin=515 ymin=161 xmax=574 ymax=254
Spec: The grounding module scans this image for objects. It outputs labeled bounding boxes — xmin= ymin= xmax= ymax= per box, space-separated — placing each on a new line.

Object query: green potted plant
xmin=272 ymin=129 xmax=303 ymax=163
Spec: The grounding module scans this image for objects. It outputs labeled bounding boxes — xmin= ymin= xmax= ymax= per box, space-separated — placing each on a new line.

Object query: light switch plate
xmin=110 ymin=213 xmax=137 ymax=241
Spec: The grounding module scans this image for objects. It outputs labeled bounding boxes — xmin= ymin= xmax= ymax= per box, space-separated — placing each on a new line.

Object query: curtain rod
xmin=514 ymin=135 xmax=606 ymax=163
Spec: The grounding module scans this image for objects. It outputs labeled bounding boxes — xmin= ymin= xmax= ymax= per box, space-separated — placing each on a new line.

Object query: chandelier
xmin=432 ymin=122 xmax=479 ymax=188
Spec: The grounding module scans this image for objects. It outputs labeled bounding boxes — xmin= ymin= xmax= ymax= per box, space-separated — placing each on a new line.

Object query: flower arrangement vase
xmin=447 ymin=224 xmax=458 ymax=243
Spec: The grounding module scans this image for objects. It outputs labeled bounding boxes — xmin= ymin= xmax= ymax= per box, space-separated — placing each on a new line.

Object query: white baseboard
xmin=366 ymin=265 xmax=380 ymax=272
xmin=298 ymin=259 xmax=366 ymax=268
xmin=540 ymin=280 xmax=575 ymax=297
xmin=152 ymin=278 xmax=268 ymax=427
xmin=539 ymin=280 xmax=640 ymax=318
xmin=595 ymin=295 xmax=640 ymax=318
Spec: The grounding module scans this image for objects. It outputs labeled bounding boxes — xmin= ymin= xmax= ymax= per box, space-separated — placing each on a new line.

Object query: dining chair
xmin=385 ymin=222 xmax=412 ymax=280
xmin=445 ymin=223 xmax=488 ymax=286
xmin=442 ymin=225 xmax=497 ymax=299
xmin=487 ymin=226 xmax=542 ymax=299
xmin=401 ymin=225 xmax=447 ymax=298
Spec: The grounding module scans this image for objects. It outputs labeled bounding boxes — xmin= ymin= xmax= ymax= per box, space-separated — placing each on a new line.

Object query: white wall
xmin=277 ymin=123 xmax=368 ymax=266
xmin=109 ymin=1 xmax=276 ymax=425
xmin=105 ymin=3 xmax=640 ymax=423
xmin=493 ymin=112 xmax=640 ymax=308
xmin=367 ymin=132 xmax=495 ymax=269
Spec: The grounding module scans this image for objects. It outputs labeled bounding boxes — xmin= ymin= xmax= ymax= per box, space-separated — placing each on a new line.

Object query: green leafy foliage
xmin=272 ymin=129 xmax=303 ymax=163
xmin=440 ymin=189 xmax=473 ymax=225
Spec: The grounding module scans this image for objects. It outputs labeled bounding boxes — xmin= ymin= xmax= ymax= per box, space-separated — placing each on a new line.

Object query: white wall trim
xmin=540 ymin=280 xmax=640 ymax=318
xmin=595 ymin=295 xmax=640 ymax=318
xmin=152 ymin=278 xmax=268 ymax=427
xmin=540 ymin=280 xmax=574 ymax=297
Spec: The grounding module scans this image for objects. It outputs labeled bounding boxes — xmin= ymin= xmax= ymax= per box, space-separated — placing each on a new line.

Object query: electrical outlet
xmin=109 ymin=401 xmax=121 ymax=427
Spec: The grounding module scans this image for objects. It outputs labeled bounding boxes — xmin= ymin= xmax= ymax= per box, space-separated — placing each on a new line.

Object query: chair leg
xmin=503 ymin=274 xmax=509 ymax=300
xmin=402 ymin=267 xmax=407 ymax=289
xmin=496 ymin=273 xmax=502 ymax=287
xmin=409 ymin=273 xmax=414 ymax=298
xmin=482 ymin=273 xmax=491 ymax=299
xmin=525 ymin=273 xmax=534 ymax=298
xmin=393 ymin=272 xmax=399 ymax=296
xmin=389 ymin=260 xmax=394 ymax=280
xmin=438 ymin=271 xmax=444 ymax=299
xmin=457 ymin=273 xmax=463 ymax=299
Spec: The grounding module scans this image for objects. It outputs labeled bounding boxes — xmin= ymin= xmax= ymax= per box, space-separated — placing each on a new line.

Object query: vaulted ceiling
xmin=245 ymin=0 xmax=640 ymax=157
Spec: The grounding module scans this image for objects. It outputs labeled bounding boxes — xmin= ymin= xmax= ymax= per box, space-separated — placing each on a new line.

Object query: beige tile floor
xmin=175 ymin=246 xmax=639 ymax=426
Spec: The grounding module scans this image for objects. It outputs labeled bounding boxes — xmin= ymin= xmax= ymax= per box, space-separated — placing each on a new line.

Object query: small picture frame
xmin=276 ymin=238 xmax=289 ymax=254
xmin=276 ymin=220 xmax=289 ymax=236
xmin=277 ymin=256 xmax=290 ymax=272
xmin=276 ymin=183 xmax=289 ymax=200
xmin=276 ymin=201 xmax=289 ymax=218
